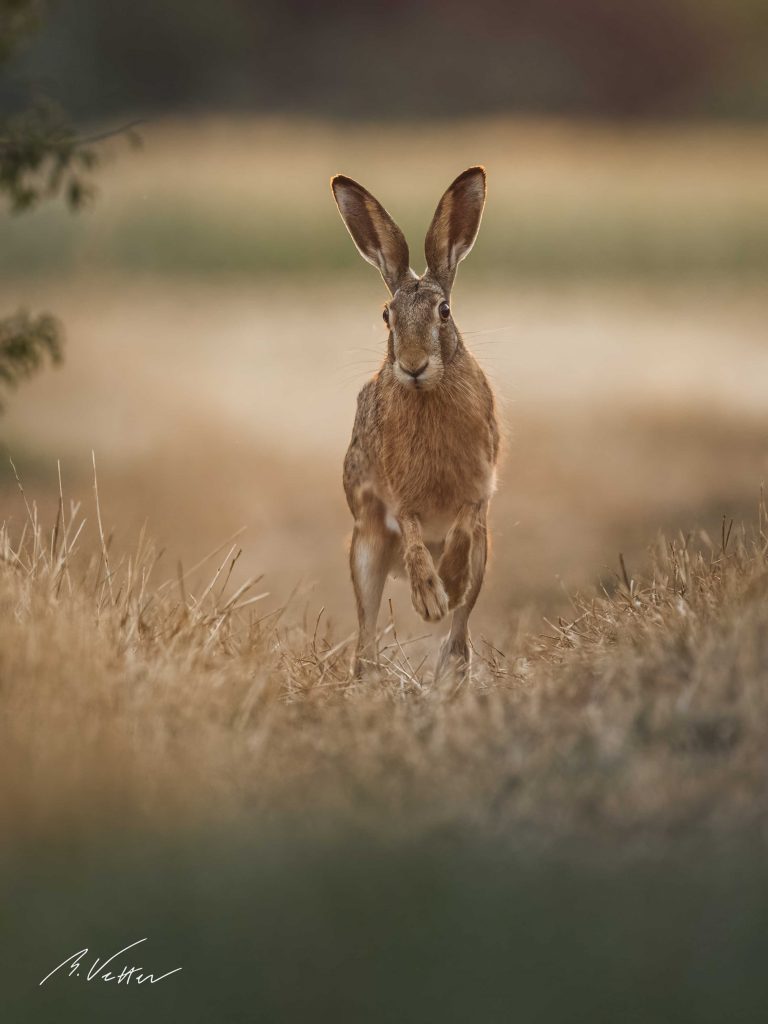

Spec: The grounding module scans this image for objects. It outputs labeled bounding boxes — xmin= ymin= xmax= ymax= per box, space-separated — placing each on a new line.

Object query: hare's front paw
xmin=406 ymin=544 xmax=448 ymax=622
xmin=410 ymin=569 xmax=449 ymax=622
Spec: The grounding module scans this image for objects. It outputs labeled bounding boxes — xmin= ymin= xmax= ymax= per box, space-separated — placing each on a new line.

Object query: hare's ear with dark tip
xmin=424 ymin=166 xmax=486 ymax=295
xmin=331 ymin=175 xmax=412 ymax=294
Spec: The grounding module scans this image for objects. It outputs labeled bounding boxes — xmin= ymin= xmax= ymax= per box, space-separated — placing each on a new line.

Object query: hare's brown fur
xmin=332 ymin=167 xmax=499 ymax=680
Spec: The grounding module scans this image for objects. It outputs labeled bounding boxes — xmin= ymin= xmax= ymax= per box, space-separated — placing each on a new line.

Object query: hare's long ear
xmin=424 ymin=166 xmax=486 ymax=295
xmin=331 ymin=175 xmax=411 ymax=294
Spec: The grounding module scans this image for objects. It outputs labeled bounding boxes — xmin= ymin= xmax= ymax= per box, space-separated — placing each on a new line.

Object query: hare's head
xmin=331 ymin=167 xmax=486 ymax=392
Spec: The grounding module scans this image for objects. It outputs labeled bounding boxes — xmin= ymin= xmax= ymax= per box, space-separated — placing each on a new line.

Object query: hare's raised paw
xmin=411 ymin=571 xmax=449 ymax=622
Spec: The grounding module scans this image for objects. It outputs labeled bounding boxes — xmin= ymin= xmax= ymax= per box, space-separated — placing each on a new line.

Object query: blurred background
xmin=4 ymin=0 xmax=768 ymax=120
xmin=1 ymin=0 xmax=768 ymax=640
xmin=3 ymin=3 xmax=768 ymax=1020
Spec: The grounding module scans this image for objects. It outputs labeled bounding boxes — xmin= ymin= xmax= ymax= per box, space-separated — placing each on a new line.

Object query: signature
xmin=40 ymin=938 xmax=182 ymax=987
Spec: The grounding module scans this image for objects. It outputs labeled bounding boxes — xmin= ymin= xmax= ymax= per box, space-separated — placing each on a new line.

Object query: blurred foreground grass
xmin=3 ymin=118 xmax=768 ymax=279
xmin=5 ymin=830 xmax=768 ymax=1023
xmin=3 ymin=486 xmax=768 ymax=1019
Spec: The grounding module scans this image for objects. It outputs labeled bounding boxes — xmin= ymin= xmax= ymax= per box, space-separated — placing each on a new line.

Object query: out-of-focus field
xmin=4 ymin=118 xmax=768 ymax=279
xmin=3 ymin=119 xmax=768 ymax=1020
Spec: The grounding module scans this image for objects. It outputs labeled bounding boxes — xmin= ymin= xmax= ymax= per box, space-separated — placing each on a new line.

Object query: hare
xmin=331 ymin=167 xmax=500 ymax=681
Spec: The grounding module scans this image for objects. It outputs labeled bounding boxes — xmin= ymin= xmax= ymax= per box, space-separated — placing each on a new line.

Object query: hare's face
xmin=385 ymin=279 xmax=455 ymax=391
xmin=332 ymin=166 xmax=486 ymax=388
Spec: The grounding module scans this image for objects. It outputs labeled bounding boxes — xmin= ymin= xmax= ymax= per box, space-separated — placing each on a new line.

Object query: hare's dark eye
xmin=438 ymin=300 xmax=450 ymax=321
xmin=383 ymin=306 xmax=390 ymax=325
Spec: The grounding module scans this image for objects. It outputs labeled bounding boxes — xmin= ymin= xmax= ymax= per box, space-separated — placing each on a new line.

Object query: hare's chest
xmin=381 ymin=412 xmax=495 ymax=524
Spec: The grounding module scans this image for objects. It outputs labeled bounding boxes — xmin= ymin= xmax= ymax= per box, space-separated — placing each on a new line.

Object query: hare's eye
xmin=383 ymin=307 xmax=390 ymax=325
xmin=438 ymin=301 xmax=450 ymax=321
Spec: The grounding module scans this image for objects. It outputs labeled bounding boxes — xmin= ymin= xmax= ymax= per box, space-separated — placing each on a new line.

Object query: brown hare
xmin=331 ymin=167 xmax=500 ymax=681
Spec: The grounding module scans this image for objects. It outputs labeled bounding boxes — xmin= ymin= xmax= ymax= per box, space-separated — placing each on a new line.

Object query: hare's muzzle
xmin=395 ymin=357 xmax=433 ymax=389
xmin=403 ymin=361 xmax=429 ymax=380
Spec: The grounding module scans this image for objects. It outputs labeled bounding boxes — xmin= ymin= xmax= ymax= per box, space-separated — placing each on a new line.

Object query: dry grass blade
xmin=92 ymin=450 xmax=114 ymax=606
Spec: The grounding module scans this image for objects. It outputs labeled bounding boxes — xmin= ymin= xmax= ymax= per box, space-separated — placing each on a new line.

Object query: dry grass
xmin=4 ymin=461 xmax=768 ymax=848
xmin=2 ymin=119 xmax=767 ymax=854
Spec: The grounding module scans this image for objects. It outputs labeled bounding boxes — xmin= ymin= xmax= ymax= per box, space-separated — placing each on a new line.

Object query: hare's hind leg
xmin=436 ymin=505 xmax=488 ymax=681
xmin=350 ymin=492 xmax=397 ymax=680
xmin=438 ymin=502 xmax=482 ymax=610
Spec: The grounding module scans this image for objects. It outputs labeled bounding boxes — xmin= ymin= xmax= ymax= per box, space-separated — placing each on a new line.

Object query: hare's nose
xmin=404 ymin=361 xmax=429 ymax=379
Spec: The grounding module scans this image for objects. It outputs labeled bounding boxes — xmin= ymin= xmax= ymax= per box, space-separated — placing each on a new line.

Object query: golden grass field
xmin=2 ymin=118 xmax=768 ymax=1020
xmin=4 ymin=469 xmax=768 ymax=841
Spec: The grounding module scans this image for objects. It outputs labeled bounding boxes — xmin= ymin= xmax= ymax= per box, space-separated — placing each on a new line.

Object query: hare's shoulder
xmin=478 ymin=370 xmax=500 ymax=464
xmin=343 ymin=378 xmax=380 ymax=514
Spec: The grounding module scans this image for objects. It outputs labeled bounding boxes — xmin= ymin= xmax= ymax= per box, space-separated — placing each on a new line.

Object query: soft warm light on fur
xmin=333 ymin=167 xmax=497 ymax=680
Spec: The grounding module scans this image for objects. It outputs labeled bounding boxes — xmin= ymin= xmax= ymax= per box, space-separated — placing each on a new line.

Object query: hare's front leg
xmin=399 ymin=515 xmax=449 ymax=623
xmin=350 ymin=503 xmax=397 ymax=680
xmin=436 ymin=504 xmax=488 ymax=681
